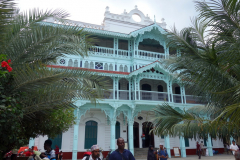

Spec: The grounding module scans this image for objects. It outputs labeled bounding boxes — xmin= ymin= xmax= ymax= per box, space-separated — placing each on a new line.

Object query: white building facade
xmin=31 ymin=6 xmax=224 ymax=159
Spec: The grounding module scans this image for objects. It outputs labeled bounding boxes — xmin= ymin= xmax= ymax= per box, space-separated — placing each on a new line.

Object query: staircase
xmin=134 ymin=148 xmax=159 ymax=159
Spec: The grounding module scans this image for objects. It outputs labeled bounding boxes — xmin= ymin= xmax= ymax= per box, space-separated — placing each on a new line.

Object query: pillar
xmin=116 ymin=78 xmax=119 ymax=100
xmin=139 ymin=123 xmax=143 ymax=148
xmin=128 ymin=120 xmax=134 ymax=155
xmin=110 ymin=120 xmax=116 ymax=151
xmin=167 ymin=79 xmax=173 ymax=102
xmin=72 ymin=108 xmax=80 ymax=160
xmin=207 ymin=135 xmax=213 ymax=156
xmin=114 ymin=38 xmax=118 ymax=57
xmin=164 ymin=134 xmax=171 ymax=158
xmin=180 ymin=86 xmax=185 ymax=104
xmin=230 ymin=137 xmax=234 ymax=144
xmin=113 ymin=77 xmax=116 ymax=99
xmin=179 ymin=136 xmax=186 ymax=157
xmin=134 ymin=77 xmax=137 ymax=100
xmin=128 ymin=79 xmax=131 ymax=100
xmin=28 ymin=138 xmax=35 ymax=148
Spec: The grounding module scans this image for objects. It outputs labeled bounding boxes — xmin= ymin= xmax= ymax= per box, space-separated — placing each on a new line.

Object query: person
xmin=200 ymin=141 xmax=205 ymax=156
xmin=235 ymin=151 xmax=240 ymax=160
xmin=157 ymin=143 xmax=168 ymax=160
xmin=55 ymin=145 xmax=59 ymax=160
xmin=196 ymin=142 xmax=201 ymax=159
xmin=44 ymin=139 xmax=56 ymax=160
xmin=82 ymin=145 xmax=101 ymax=160
xmin=59 ymin=151 xmax=63 ymax=160
xmin=109 ymin=137 xmax=135 ymax=160
xmin=147 ymin=145 xmax=156 ymax=160
xmin=25 ymin=149 xmax=33 ymax=156
xmin=141 ymin=133 xmax=146 ymax=148
xmin=226 ymin=143 xmax=230 ymax=154
xmin=230 ymin=140 xmax=239 ymax=155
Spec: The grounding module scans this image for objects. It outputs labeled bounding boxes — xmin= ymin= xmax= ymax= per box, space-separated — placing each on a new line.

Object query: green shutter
xmin=85 ymin=121 xmax=98 ymax=149
xmin=49 ymin=133 xmax=62 ymax=149
xmin=184 ymin=138 xmax=189 ymax=147
xmin=161 ymin=135 xmax=164 ymax=139
xmin=115 ymin=121 xmax=120 ymax=139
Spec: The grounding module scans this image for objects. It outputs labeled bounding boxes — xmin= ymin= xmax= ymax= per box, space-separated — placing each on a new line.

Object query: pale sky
xmin=16 ymin=0 xmax=202 ymax=31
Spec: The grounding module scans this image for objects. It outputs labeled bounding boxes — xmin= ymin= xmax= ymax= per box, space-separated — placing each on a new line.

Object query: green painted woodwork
xmin=184 ymin=138 xmax=189 ymax=147
xmin=115 ymin=121 xmax=120 ymax=139
xmin=49 ymin=133 xmax=62 ymax=149
xmin=84 ymin=121 xmax=98 ymax=149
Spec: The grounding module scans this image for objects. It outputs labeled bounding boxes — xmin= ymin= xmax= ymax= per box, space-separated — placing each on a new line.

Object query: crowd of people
xmin=5 ymin=138 xmax=240 ymax=160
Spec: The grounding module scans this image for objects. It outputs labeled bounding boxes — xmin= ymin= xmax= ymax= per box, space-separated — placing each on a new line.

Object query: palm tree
xmin=0 ymin=2 xmax=107 ymax=157
xmin=152 ymin=0 xmax=240 ymax=139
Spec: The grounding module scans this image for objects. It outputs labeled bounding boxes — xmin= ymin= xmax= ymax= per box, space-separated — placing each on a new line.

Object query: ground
xmin=136 ymin=154 xmax=235 ymax=160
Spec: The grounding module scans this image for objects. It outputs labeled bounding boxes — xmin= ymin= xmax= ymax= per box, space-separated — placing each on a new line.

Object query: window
xmin=175 ymin=87 xmax=180 ymax=94
xmin=119 ymin=65 xmax=123 ymax=72
xmin=68 ymin=59 xmax=73 ymax=67
xmin=124 ymin=65 xmax=128 ymax=72
xmin=185 ymin=138 xmax=189 ymax=147
xmin=59 ymin=59 xmax=65 ymax=64
xmin=161 ymin=135 xmax=164 ymax=139
xmin=84 ymin=61 xmax=89 ymax=68
xmin=74 ymin=60 xmax=78 ymax=67
xmin=158 ymin=85 xmax=163 ymax=92
xmin=90 ymin=62 xmax=94 ymax=69
xmin=48 ymin=134 xmax=62 ymax=149
xmin=104 ymin=63 xmax=108 ymax=70
xmin=109 ymin=64 xmax=113 ymax=71
xmin=95 ymin=62 xmax=103 ymax=69
xmin=115 ymin=121 xmax=120 ymax=139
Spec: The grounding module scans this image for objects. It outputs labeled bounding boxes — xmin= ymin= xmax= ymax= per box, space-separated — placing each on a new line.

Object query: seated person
xmin=44 ymin=140 xmax=56 ymax=160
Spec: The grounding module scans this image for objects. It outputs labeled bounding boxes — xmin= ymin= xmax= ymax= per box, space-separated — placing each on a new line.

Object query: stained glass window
xmin=95 ymin=62 xmax=103 ymax=69
xmin=59 ymin=59 xmax=65 ymax=64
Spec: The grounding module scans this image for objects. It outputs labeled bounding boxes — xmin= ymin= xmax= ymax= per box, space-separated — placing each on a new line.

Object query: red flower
xmin=7 ymin=66 xmax=12 ymax=72
xmin=7 ymin=59 xmax=11 ymax=64
xmin=1 ymin=61 xmax=8 ymax=67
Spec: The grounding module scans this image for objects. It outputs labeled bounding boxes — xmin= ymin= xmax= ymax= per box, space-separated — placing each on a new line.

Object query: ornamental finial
xmin=154 ymin=15 xmax=156 ymax=23
xmin=105 ymin=6 xmax=109 ymax=12
xmin=135 ymin=5 xmax=138 ymax=9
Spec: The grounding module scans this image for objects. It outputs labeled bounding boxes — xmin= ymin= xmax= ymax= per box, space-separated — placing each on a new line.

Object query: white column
xmin=164 ymin=134 xmax=171 ymax=158
xmin=134 ymin=77 xmax=137 ymax=100
xmin=110 ymin=120 xmax=116 ymax=151
xmin=113 ymin=77 xmax=116 ymax=100
xmin=180 ymin=136 xmax=186 ymax=157
xmin=116 ymin=78 xmax=119 ymax=100
xmin=207 ymin=135 xmax=213 ymax=156
xmin=128 ymin=120 xmax=134 ymax=155
xmin=137 ymin=78 xmax=140 ymax=100
xmin=28 ymin=138 xmax=35 ymax=148
xmin=72 ymin=108 xmax=81 ymax=160
xmin=139 ymin=122 xmax=142 ymax=148
xmin=128 ymin=79 xmax=131 ymax=100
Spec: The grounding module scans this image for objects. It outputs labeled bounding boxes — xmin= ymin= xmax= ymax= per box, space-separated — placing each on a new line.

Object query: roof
xmin=41 ymin=22 xmax=168 ymax=39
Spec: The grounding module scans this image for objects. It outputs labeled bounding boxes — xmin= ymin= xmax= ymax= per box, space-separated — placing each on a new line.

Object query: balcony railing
xmin=102 ymin=90 xmax=204 ymax=104
xmin=173 ymin=94 xmax=182 ymax=103
xmin=137 ymin=50 xmax=165 ymax=60
xmin=88 ymin=46 xmax=165 ymax=60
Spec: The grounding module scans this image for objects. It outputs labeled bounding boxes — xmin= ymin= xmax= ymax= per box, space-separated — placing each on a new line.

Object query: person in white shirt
xmin=230 ymin=141 xmax=239 ymax=155
xmin=82 ymin=145 xmax=101 ymax=160
xmin=200 ymin=141 xmax=205 ymax=156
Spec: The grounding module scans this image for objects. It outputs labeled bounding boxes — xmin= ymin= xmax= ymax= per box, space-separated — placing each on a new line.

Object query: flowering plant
xmin=0 ymin=54 xmax=12 ymax=73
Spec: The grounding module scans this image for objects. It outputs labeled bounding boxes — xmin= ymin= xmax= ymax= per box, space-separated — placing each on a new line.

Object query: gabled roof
xmin=130 ymin=23 xmax=168 ymax=37
xmin=129 ymin=60 xmax=169 ymax=77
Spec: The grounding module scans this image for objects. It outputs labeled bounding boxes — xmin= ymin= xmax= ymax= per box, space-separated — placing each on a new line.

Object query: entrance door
xmin=49 ymin=134 xmax=62 ymax=149
xmin=133 ymin=122 xmax=139 ymax=148
xmin=84 ymin=121 xmax=98 ymax=149
xmin=142 ymin=122 xmax=154 ymax=148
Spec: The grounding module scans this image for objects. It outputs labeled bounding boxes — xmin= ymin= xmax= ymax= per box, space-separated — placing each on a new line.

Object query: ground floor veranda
xmin=30 ymin=101 xmax=224 ymax=160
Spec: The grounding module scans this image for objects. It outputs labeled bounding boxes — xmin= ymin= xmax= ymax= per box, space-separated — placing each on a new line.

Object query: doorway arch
xmin=142 ymin=122 xmax=154 ymax=148
xmin=84 ymin=120 xmax=98 ymax=149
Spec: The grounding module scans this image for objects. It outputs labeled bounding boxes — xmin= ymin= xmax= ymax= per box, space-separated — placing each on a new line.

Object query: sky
xmin=16 ymin=0 xmax=200 ymax=31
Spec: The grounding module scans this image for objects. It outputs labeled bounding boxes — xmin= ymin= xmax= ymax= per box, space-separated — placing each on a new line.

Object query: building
xmin=30 ymin=5 xmax=224 ymax=159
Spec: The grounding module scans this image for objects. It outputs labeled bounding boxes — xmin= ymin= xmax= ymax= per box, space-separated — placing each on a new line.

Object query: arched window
xmin=115 ymin=121 xmax=120 ymax=139
xmin=119 ymin=65 xmax=123 ymax=72
xmin=68 ymin=59 xmax=73 ymax=67
xmin=124 ymin=65 xmax=128 ymax=72
xmin=85 ymin=121 xmax=98 ymax=149
xmin=158 ymin=85 xmax=163 ymax=92
xmin=142 ymin=84 xmax=151 ymax=91
xmin=84 ymin=61 xmax=89 ymax=68
xmin=104 ymin=63 xmax=108 ymax=70
xmin=90 ymin=62 xmax=94 ymax=69
xmin=74 ymin=60 xmax=78 ymax=67
xmin=109 ymin=64 xmax=113 ymax=71
xmin=48 ymin=133 xmax=62 ymax=149
xmin=175 ymin=87 xmax=180 ymax=94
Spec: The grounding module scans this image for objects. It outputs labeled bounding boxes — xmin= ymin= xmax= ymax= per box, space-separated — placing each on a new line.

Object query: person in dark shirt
xmin=109 ymin=137 xmax=135 ymax=160
xmin=147 ymin=145 xmax=156 ymax=160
